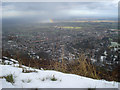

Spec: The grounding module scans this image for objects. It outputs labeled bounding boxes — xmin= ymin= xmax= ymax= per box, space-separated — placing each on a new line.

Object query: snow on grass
xmin=0 ymin=58 xmax=119 ymax=88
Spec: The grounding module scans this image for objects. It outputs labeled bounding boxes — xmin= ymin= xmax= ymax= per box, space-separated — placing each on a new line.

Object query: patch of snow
xmin=104 ymin=51 xmax=107 ymax=56
xmin=8 ymin=41 xmax=13 ymax=43
xmin=36 ymin=56 xmax=39 ymax=59
xmin=100 ymin=56 xmax=106 ymax=62
xmin=10 ymin=59 xmax=18 ymax=63
xmin=91 ymin=58 xmax=97 ymax=63
xmin=3 ymin=56 xmax=8 ymax=59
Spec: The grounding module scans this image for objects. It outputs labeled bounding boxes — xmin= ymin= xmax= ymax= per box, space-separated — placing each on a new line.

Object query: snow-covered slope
xmin=0 ymin=57 xmax=119 ymax=88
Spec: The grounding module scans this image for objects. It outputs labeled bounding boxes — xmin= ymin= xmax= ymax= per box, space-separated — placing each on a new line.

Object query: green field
xmin=58 ymin=26 xmax=82 ymax=29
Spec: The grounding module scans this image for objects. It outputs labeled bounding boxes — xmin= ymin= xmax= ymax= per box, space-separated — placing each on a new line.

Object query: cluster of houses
xmin=2 ymin=25 xmax=119 ymax=70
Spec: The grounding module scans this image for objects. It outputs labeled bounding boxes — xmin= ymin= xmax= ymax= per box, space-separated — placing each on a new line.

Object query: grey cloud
xmin=2 ymin=2 xmax=118 ymax=23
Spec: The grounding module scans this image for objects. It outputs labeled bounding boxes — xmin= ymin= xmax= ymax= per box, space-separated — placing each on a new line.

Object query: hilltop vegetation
xmin=0 ymin=57 xmax=119 ymax=88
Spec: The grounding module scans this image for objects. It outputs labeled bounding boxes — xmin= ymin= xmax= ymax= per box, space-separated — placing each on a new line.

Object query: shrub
xmin=1 ymin=60 xmax=6 ymax=65
xmin=22 ymin=79 xmax=31 ymax=83
xmin=41 ymin=78 xmax=45 ymax=81
xmin=50 ymin=75 xmax=57 ymax=81
xmin=4 ymin=74 xmax=15 ymax=83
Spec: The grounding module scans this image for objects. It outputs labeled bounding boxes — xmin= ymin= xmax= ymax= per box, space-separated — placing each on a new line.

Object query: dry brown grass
xmin=53 ymin=60 xmax=68 ymax=72
xmin=68 ymin=54 xmax=100 ymax=79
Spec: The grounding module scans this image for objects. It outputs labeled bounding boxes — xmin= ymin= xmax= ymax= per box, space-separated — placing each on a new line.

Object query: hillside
xmin=0 ymin=57 xmax=119 ymax=88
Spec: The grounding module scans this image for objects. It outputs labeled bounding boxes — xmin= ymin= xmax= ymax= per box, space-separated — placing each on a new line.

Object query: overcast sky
xmin=2 ymin=1 xmax=119 ymax=23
